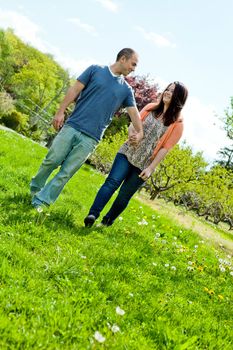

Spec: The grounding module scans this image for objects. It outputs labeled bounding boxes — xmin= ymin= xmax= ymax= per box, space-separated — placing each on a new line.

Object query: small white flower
xmin=173 ymin=236 xmax=177 ymax=240
xmin=188 ymin=300 xmax=193 ymax=304
xmin=194 ymin=245 xmax=198 ymax=249
xmin=187 ymin=266 xmax=194 ymax=271
xmin=219 ymin=265 xmax=225 ymax=272
xmin=152 ymin=215 xmax=156 ymax=219
xmin=94 ymin=331 xmax=105 ymax=343
xmin=188 ymin=261 xmax=193 ymax=265
xmin=161 ymin=239 xmax=167 ymax=244
xmin=179 ymin=230 xmax=182 ymax=233
xmin=230 ymin=271 xmax=233 ymax=276
xmin=219 ymin=258 xmax=224 ymax=263
xmin=36 ymin=206 xmax=43 ymax=213
xmin=155 ymin=232 xmax=161 ymax=238
xmin=152 ymin=262 xmax=157 ymax=266
xmin=227 ymin=255 xmax=232 ymax=259
xmin=129 ymin=292 xmax=134 ymax=297
xmin=80 ymin=255 xmax=86 ymax=259
xmin=138 ymin=218 xmax=148 ymax=225
xmin=116 ymin=306 xmax=125 ymax=315
xmin=118 ymin=217 xmax=123 ymax=221
xmin=171 ymin=266 xmax=176 ymax=271
xmin=165 ymin=263 xmax=170 ymax=268
xmin=111 ymin=324 xmax=120 ymax=333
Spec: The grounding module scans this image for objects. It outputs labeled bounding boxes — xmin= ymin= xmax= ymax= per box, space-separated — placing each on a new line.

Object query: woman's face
xmin=162 ymin=83 xmax=175 ymax=106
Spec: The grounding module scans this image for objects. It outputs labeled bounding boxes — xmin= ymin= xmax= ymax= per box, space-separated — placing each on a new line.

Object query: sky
xmin=0 ymin=0 xmax=233 ymax=163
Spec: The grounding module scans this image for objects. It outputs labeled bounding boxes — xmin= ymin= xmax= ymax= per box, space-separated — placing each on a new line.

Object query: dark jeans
xmin=88 ymin=153 xmax=144 ymax=225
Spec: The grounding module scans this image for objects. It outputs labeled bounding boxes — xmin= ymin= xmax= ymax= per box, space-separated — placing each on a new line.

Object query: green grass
xmin=0 ymin=129 xmax=233 ymax=350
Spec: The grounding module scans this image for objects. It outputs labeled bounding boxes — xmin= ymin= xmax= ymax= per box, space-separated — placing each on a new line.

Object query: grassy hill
xmin=0 ymin=129 xmax=233 ymax=349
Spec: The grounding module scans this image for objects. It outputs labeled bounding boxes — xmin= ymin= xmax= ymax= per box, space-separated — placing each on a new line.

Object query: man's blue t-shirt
xmin=66 ymin=65 xmax=136 ymax=141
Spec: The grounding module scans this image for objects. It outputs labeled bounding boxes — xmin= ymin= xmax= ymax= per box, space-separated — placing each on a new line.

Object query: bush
xmin=89 ymin=128 xmax=128 ymax=173
xmin=0 ymin=109 xmax=29 ymax=133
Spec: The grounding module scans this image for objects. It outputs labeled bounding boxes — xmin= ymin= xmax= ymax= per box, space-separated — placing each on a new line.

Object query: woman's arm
xmin=139 ymin=147 xmax=168 ymax=181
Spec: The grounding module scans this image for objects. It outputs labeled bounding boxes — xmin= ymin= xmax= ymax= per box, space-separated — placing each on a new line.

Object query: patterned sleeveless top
xmin=119 ymin=112 xmax=168 ymax=170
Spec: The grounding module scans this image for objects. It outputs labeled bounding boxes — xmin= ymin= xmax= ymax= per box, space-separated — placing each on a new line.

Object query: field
xmin=0 ymin=129 xmax=232 ymax=349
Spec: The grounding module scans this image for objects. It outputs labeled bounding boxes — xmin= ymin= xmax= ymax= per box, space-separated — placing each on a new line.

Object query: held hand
xmin=52 ymin=112 xmax=65 ymax=131
xmin=128 ymin=131 xmax=143 ymax=146
xmin=139 ymin=166 xmax=153 ymax=181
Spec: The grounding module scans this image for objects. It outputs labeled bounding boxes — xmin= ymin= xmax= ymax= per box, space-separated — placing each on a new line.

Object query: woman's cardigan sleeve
xmin=139 ymin=103 xmax=184 ymax=160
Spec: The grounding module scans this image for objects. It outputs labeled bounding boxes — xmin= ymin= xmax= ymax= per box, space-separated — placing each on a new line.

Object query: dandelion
xmin=138 ymin=218 xmax=148 ymax=225
xmin=197 ymin=266 xmax=204 ymax=272
xmin=111 ymin=324 xmax=120 ymax=333
xmin=218 ymin=294 xmax=224 ymax=300
xmin=208 ymin=289 xmax=214 ymax=295
xmin=116 ymin=306 xmax=125 ymax=315
xmin=37 ymin=206 xmax=43 ymax=213
xmin=94 ymin=331 xmax=105 ymax=343
xmin=204 ymin=287 xmax=209 ymax=292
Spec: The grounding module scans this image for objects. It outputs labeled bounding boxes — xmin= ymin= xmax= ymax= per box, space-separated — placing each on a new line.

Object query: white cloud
xmin=68 ymin=18 xmax=98 ymax=37
xmin=135 ymin=26 xmax=176 ymax=48
xmin=0 ymin=8 xmax=47 ymax=51
xmin=95 ymin=0 xmax=119 ymax=13
xmin=47 ymin=44 xmax=98 ymax=76
xmin=182 ymin=96 xmax=230 ymax=163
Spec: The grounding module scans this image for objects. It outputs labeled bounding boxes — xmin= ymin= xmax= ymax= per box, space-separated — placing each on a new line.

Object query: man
xmin=30 ymin=48 xmax=143 ymax=210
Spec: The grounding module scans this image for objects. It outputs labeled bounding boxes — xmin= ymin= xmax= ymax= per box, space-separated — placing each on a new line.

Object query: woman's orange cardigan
xmin=140 ymin=103 xmax=184 ymax=160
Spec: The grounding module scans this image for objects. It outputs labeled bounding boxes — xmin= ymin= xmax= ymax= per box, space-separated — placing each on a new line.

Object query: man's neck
xmin=109 ymin=63 xmax=121 ymax=76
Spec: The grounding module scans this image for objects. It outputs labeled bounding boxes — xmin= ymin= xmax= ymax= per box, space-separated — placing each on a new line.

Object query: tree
xmin=216 ymin=97 xmax=233 ymax=169
xmin=142 ymin=143 xmax=207 ymax=200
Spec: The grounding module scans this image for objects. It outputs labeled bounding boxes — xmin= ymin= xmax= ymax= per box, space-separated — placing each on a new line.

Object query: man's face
xmin=120 ymin=53 xmax=138 ymax=76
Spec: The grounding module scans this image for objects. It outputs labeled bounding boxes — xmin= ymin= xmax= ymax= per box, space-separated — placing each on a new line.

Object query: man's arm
xmin=126 ymin=106 xmax=143 ymax=144
xmin=52 ymin=80 xmax=85 ymax=130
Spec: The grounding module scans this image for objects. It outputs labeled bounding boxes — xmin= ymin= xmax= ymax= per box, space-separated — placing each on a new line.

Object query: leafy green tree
xmin=145 ymin=143 xmax=207 ymax=200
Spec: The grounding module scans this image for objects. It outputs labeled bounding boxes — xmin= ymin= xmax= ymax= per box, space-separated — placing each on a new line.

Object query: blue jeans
xmin=88 ymin=153 xmax=144 ymax=225
xmin=31 ymin=125 xmax=97 ymax=206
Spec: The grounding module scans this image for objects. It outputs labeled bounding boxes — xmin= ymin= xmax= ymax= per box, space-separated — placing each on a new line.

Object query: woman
xmin=84 ymin=81 xmax=188 ymax=227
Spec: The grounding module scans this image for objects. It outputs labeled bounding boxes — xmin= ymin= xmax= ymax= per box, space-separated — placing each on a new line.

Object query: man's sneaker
xmin=101 ymin=216 xmax=113 ymax=227
xmin=84 ymin=215 xmax=96 ymax=227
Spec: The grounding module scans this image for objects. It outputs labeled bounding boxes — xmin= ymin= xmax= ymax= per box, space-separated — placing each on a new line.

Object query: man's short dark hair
xmin=116 ymin=48 xmax=135 ymax=61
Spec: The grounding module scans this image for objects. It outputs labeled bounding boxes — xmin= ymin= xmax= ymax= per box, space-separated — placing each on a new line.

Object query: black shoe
xmin=84 ymin=214 xmax=96 ymax=227
xmin=101 ymin=216 xmax=113 ymax=227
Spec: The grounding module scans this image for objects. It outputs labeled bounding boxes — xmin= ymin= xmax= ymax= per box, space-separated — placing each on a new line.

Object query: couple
xmin=30 ymin=48 xmax=188 ymax=227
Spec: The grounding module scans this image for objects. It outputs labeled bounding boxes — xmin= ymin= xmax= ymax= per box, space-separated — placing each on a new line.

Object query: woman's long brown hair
xmin=152 ymin=82 xmax=188 ymax=126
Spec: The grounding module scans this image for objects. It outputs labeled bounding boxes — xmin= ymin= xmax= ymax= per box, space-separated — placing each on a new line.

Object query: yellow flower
xmin=208 ymin=289 xmax=215 ymax=295
xmin=218 ymin=294 xmax=224 ymax=300
xmin=197 ymin=266 xmax=204 ymax=272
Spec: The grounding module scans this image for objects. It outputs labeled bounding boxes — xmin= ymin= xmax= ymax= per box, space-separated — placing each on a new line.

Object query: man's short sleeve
xmin=122 ymin=87 xmax=136 ymax=108
xmin=77 ymin=65 xmax=95 ymax=86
